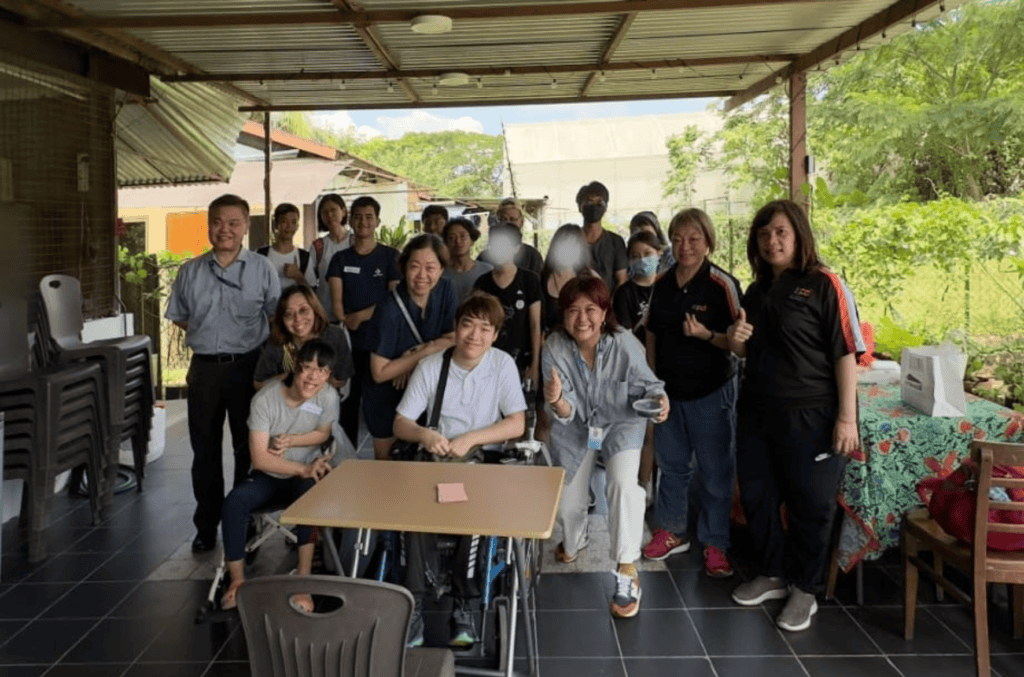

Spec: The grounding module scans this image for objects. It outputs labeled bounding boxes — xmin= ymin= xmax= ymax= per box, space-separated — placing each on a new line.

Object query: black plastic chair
xmin=236 ymin=575 xmax=455 ymax=677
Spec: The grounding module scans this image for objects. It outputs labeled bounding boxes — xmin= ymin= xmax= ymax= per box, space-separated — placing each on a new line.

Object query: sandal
xmin=555 ymin=542 xmax=580 ymax=564
xmin=221 ymin=581 xmax=243 ymax=611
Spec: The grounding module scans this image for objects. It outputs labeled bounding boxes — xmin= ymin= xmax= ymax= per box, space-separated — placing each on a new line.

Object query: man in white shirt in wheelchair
xmin=394 ymin=292 xmax=527 ymax=649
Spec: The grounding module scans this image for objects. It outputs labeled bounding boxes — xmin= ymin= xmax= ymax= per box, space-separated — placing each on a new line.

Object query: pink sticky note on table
xmin=437 ymin=483 xmax=468 ymax=503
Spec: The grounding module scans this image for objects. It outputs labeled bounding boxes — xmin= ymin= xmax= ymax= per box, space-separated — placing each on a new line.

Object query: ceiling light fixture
xmin=338 ymin=79 xmax=346 ymax=90
xmin=599 ymin=70 xmax=606 ymax=82
xmin=410 ymin=15 xmax=453 ymax=34
xmin=476 ymin=77 xmax=483 ymax=89
xmin=386 ymin=81 xmax=394 ymax=93
xmin=650 ymin=68 xmax=657 ymax=80
xmin=550 ymin=78 xmax=558 ymax=90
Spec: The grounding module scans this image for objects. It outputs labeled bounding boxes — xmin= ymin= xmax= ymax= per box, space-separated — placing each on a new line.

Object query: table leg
xmin=514 ymin=538 xmax=538 ymax=677
xmin=856 ymin=560 xmax=864 ymax=606
xmin=322 ymin=527 xmax=345 ymax=577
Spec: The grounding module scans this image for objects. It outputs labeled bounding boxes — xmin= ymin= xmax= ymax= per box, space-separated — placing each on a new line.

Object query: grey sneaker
xmin=407 ymin=600 xmax=425 ymax=648
xmin=731 ymin=576 xmax=789 ymax=606
xmin=776 ymin=587 xmax=818 ymax=632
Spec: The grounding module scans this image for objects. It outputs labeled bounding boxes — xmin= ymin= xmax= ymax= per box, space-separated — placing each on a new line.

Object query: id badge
xmin=588 ymin=426 xmax=604 ymax=450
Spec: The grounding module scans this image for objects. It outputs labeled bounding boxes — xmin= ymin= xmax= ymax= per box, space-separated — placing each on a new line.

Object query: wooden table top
xmin=280 ymin=459 xmax=565 ymax=539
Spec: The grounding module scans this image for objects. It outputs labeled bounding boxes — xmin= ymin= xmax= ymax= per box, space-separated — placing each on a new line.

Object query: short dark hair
xmin=747 ymin=199 xmax=821 ymax=282
xmin=209 ymin=194 xmax=249 ymax=219
xmin=575 ymin=181 xmax=609 ymax=206
xmin=558 ymin=275 xmax=618 ymax=336
xmin=488 ymin=221 xmax=522 ymax=244
xmin=273 ymin=202 xmax=299 ymax=226
xmin=350 ymin=195 xmax=381 ymax=218
xmin=316 ymin=194 xmax=347 ymax=232
xmin=283 ymin=338 xmax=336 ymax=387
xmin=629 ymin=211 xmax=667 ymax=246
xmin=269 ymin=286 xmax=329 ymax=346
xmin=456 ymin=292 xmax=505 ymax=333
xmin=442 ymin=216 xmax=481 ymax=243
xmin=398 ymin=233 xmax=449 ymax=274
xmin=627 ymin=231 xmax=663 ymax=258
xmin=422 ymin=204 xmax=448 ymax=222
xmin=668 ymin=208 xmax=717 ymax=255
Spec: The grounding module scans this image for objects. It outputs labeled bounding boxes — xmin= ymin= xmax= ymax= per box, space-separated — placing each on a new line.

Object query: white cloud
xmin=311 ymin=111 xmax=383 ymax=141
xmin=374 ymin=110 xmax=484 ymax=138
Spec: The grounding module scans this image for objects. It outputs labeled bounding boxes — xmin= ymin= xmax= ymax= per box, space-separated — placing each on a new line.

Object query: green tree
xmin=352 ymin=131 xmax=504 ymax=198
xmin=663 ymin=125 xmax=712 ymax=208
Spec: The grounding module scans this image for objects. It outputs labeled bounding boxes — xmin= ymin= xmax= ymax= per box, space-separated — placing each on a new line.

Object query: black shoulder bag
xmin=392 ymin=347 xmax=454 ymax=461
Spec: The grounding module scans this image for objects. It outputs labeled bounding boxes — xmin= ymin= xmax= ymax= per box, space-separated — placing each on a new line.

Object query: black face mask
xmin=581 ymin=203 xmax=607 ymax=223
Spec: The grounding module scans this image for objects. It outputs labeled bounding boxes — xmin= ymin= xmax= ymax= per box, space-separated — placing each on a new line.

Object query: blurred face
xmin=350 ymin=205 xmax=378 ymax=239
xmin=293 ymin=359 xmax=331 ymax=399
xmin=549 ymin=236 xmax=583 ymax=271
xmin=405 ymin=246 xmax=443 ymax=297
xmin=564 ymin=295 xmax=607 ymax=348
xmin=487 ymin=230 xmax=520 ymax=266
xmin=757 ymin=212 xmax=798 ymax=273
xmin=423 ymin=212 xmax=446 ymax=235
xmin=274 ymin=211 xmax=299 ymax=241
xmin=445 ymin=224 xmax=473 ymax=258
xmin=454 ymin=315 xmax=498 ymax=362
xmin=282 ymin=293 xmax=316 ymax=341
xmin=208 ymin=205 xmax=249 ymax=255
xmin=498 ymin=206 xmax=523 ymax=229
xmin=319 ymin=200 xmax=347 ymax=235
xmin=670 ymin=223 xmax=709 ymax=269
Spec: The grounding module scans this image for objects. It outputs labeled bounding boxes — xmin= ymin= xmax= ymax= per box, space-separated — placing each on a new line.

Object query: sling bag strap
xmin=392 ymin=288 xmax=425 ymax=345
xmin=428 ymin=347 xmax=455 ymax=431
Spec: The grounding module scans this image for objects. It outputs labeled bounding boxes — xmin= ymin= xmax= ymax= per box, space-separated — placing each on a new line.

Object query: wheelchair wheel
xmin=494 ymin=598 xmax=510 ymax=670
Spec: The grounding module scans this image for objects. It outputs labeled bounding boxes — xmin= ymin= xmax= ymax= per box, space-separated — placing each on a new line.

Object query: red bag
xmin=916 ymin=459 xmax=1024 ymax=551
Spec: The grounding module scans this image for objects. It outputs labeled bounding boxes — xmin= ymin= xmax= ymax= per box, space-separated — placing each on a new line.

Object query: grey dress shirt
xmin=165 ymin=248 xmax=281 ymax=355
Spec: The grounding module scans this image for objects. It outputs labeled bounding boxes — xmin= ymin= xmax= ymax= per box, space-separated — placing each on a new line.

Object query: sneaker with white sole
xmin=731 ymin=576 xmax=789 ymax=606
xmin=610 ymin=569 xmax=642 ymax=618
xmin=642 ymin=529 xmax=690 ymax=561
xmin=776 ymin=587 xmax=818 ymax=631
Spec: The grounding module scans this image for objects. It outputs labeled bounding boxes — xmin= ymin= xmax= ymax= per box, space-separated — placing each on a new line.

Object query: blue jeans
xmin=653 ymin=378 xmax=736 ymax=550
xmin=221 ymin=471 xmax=315 ymax=562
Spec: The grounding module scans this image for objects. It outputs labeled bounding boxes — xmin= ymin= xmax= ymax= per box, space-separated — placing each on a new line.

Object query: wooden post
xmin=789 ymin=71 xmax=808 ymax=211
xmin=264 ymin=111 xmax=272 ymax=241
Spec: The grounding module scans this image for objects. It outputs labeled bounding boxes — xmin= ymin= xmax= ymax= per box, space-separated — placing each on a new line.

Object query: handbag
xmin=392 ymin=347 xmax=454 ymax=461
xmin=915 ymin=459 xmax=1024 ymax=551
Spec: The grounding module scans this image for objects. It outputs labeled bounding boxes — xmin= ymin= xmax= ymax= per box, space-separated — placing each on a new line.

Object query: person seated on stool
xmin=220 ymin=339 xmax=339 ymax=612
xmin=393 ymin=293 xmax=527 ymax=649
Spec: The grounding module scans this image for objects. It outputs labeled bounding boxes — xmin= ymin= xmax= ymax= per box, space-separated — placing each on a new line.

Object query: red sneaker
xmin=642 ymin=529 xmax=690 ymax=561
xmin=703 ymin=545 xmax=734 ymax=578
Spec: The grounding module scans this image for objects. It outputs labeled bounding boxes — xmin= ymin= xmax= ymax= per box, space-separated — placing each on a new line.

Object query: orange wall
xmin=166 ymin=211 xmax=210 ymax=256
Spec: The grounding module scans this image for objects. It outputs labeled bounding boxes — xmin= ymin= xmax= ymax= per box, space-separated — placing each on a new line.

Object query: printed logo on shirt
xmin=343 ymin=266 xmax=360 ymax=274
xmin=373 ymin=268 xmax=383 ymax=277
xmin=689 ymin=304 xmax=708 ymax=313
xmin=790 ymin=287 xmax=814 ymax=300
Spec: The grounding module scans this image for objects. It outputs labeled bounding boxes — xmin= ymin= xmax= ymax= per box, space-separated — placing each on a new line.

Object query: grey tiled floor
xmin=1 ymin=400 xmax=1022 ymax=676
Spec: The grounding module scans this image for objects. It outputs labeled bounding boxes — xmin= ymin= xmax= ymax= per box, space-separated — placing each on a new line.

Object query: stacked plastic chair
xmin=1 ymin=295 xmax=113 ymax=561
xmin=39 ymin=275 xmax=154 ymax=494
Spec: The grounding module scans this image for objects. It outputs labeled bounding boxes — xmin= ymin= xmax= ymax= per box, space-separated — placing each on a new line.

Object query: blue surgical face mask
xmin=629 ymin=255 xmax=659 ymax=279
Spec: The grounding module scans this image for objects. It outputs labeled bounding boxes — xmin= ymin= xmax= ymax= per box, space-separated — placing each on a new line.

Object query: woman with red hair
xmin=542 ymin=276 xmax=668 ymax=618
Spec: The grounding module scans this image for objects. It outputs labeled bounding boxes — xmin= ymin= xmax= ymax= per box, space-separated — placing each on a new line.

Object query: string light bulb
xmin=550 ymin=78 xmax=558 ymax=90
xmin=386 ymin=81 xmax=394 ymax=93
xmin=338 ymin=79 xmax=346 ymax=90
xmin=650 ymin=68 xmax=657 ymax=80
xmin=599 ymin=70 xmax=606 ymax=82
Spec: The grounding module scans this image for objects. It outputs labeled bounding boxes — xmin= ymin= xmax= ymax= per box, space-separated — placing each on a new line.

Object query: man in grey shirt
xmin=166 ymin=194 xmax=281 ymax=553
xmin=577 ymin=181 xmax=628 ymax=291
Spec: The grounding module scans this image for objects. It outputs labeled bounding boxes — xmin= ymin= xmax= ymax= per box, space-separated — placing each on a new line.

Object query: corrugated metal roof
xmin=115 ymin=78 xmax=246 ymax=186
xmin=118 ymin=157 xmax=354 ymax=209
xmin=35 ymin=1 xmax=970 ymax=110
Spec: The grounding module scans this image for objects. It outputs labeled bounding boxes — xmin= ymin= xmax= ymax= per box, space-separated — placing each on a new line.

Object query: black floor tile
xmin=688 ymin=608 xmax=791 ymax=656
xmin=86 ymin=551 xmax=167 ymax=582
xmin=830 ymin=564 xmax=906 ymax=606
xmin=203 ymin=661 xmax=252 ymax=677
xmin=41 ymin=581 xmax=139 ymax=619
xmin=889 ymin=654 xmax=983 ymax=677
xmin=623 ymin=657 xmax=715 ymax=676
xmin=122 ymin=662 xmax=209 ymax=677
xmin=926 ymin=603 xmax=1022 ymax=655
xmin=655 ymin=545 xmax=705 ymax=570
xmin=45 ymin=664 xmax=130 ymax=677
xmin=670 ymin=568 xmax=741 ymax=608
xmin=536 ymin=572 xmax=607 ymax=610
xmin=0 ymin=620 xmax=25 ymax=644
xmin=635 ymin=571 xmax=685 ymax=609
xmin=992 ymin=653 xmax=1024 ymax=677
xmin=1 ymin=666 xmax=49 ymax=677
xmin=712 ymin=656 xmax=808 ymax=677
xmin=216 ymin=626 xmax=250 ymax=662
xmin=612 ymin=609 xmax=704 ymax=657
xmin=0 ymin=619 xmax=97 ymax=664
xmin=139 ymin=611 xmax=239 ymax=662
xmin=0 ymin=583 xmax=75 ymax=619
xmin=60 ymin=616 xmax=168 ymax=664
xmin=850 ymin=604 xmax=971 ymax=655
xmin=64 ymin=528 xmax=140 ymax=554
xmin=537 ymin=657 xmax=625 ymax=677
xmin=109 ymin=580 xmax=208 ymax=618
xmin=801 ymin=656 xmax=902 ymax=677
xmin=535 ymin=610 xmax=619 ymax=657
xmin=0 ymin=555 xmax=39 ymax=584
xmin=21 ymin=553 xmax=111 ymax=583
xmin=783 ymin=607 xmax=880 ymax=656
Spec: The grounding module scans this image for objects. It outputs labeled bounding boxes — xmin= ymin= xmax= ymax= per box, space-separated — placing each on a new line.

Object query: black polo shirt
xmin=647 ymin=261 xmax=743 ymax=401
xmin=740 ymin=267 xmax=865 ymax=409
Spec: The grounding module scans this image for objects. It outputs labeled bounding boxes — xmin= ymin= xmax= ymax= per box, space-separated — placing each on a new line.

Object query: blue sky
xmin=313 ymin=96 xmax=717 ymax=139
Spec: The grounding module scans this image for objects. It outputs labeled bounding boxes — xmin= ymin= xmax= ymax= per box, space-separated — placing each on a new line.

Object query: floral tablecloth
xmin=836 ymin=383 xmax=1024 ymax=572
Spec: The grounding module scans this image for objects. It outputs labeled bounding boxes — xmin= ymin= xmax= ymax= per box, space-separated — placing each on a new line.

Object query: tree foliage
xmin=663 ymin=125 xmax=712 ymax=207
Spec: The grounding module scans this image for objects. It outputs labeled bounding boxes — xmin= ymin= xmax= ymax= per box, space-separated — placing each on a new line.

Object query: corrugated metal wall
xmin=0 ymin=52 xmax=117 ymax=318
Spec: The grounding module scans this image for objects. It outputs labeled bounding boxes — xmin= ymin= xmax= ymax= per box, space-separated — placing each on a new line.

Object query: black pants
xmin=339 ymin=348 xmax=370 ymax=447
xmin=735 ymin=402 xmax=848 ymax=595
xmin=186 ymin=350 xmax=258 ymax=542
xmin=405 ymin=532 xmax=484 ymax=602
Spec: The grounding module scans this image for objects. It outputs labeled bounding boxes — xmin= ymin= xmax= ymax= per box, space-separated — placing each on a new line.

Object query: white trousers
xmin=558 ymin=448 xmax=644 ymax=565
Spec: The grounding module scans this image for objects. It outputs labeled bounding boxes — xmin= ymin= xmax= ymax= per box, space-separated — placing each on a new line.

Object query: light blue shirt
xmin=165 ymin=248 xmax=280 ymax=355
xmin=542 ymin=329 xmax=665 ymax=484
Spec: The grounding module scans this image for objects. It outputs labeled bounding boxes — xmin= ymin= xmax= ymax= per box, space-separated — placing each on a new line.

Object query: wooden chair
xmin=903 ymin=440 xmax=1024 ymax=677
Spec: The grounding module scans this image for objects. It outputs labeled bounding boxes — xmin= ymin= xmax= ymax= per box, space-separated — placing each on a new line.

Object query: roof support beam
xmin=789 ymin=72 xmax=808 ymax=210
xmin=27 ymin=0 xmax=831 ymax=30
xmin=162 ymin=53 xmax=797 ymax=84
xmin=580 ymin=8 xmax=637 ymax=98
xmin=724 ymin=0 xmax=936 ymax=110
xmin=331 ymin=0 xmax=420 ymax=104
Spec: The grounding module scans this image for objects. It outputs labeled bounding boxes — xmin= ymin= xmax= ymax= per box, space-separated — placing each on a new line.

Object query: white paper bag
xmin=900 ymin=344 xmax=968 ymax=417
